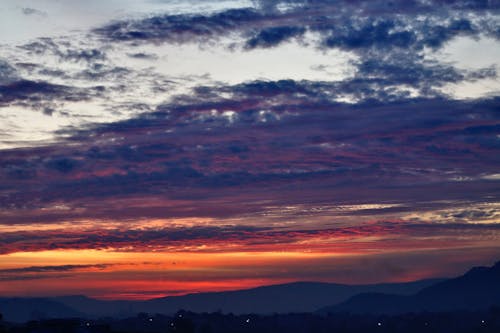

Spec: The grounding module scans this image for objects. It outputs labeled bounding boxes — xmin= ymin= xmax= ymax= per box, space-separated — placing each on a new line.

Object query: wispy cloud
xmin=0 ymin=264 xmax=112 ymax=274
xmin=0 ymin=264 xmax=114 ymax=282
xmin=0 ymin=221 xmax=499 ymax=255
xmin=21 ymin=7 xmax=47 ymax=17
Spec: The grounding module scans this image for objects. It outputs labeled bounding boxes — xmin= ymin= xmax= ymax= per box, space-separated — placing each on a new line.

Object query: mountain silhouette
xmin=319 ymin=261 xmax=500 ymax=314
xmin=4 ymin=259 xmax=498 ymax=324
xmin=0 ymin=298 xmax=81 ymax=323
xmin=138 ymin=279 xmax=439 ymax=315
xmin=0 ymin=279 xmax=439 ymax=322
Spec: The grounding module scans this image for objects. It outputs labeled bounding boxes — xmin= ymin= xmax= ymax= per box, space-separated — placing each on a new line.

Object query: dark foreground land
xmin=1 ymin=309 xmax=500 ymax=333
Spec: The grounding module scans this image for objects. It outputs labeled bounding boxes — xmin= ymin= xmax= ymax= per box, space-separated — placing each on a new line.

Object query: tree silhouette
xmin=0 ymin=313 xmax=6 ymax=333
xmin=167 ymin=313 xmax=195 ymax=333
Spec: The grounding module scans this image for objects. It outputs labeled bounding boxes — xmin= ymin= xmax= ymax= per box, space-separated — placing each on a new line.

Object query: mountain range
xmin=320 ymin=261 xmax=500 ymax=314
xmin=0 ymin=279 xmax=439 ymax=323
xmin=1 ymin=261 xmax=499 ymax=323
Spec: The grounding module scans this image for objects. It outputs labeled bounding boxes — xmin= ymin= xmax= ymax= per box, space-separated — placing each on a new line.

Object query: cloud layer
xmin=0 ymin=0 xmax=499 ymax=299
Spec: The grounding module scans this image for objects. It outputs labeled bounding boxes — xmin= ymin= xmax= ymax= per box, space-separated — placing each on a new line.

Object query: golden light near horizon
xmin=0 ymin=0 xmax=499 ymax=303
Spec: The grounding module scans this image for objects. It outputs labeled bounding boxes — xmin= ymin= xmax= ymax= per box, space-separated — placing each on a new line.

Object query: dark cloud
xmin=0 ymin=264 xmax=111 ymax=282
xmin=215 ymin=54 xmax=494 ymax=100
xmin=61 ymin=48 xmax=106 ymax=63
xmin=349 ymin=56 xmax=496 ymax=98
xmin=322 ymin=19 xmax=417 ymax=50
xmin=21 ymin=7 xmax=46 ymax=16
xmin=94 ymin=8 xmax=264 ymax=43
xmin=0 ymin=79 xmax=102 ymax=110
xmin=0 ymin=222 xmax=498 ymax=255
xmin=0 ymin=274 xmax=69 ymax=282
xmin=82 ymin=0 xmax=499 ymax=124
xmin=422 ymin=18 xmax=476 ymax=48
xmin=127 ymin=52 xmax=158 ymax=60
xmin=0 ymin=59 xmax=17 ymax=84
xmin=245 ymin=26 xmax=305 ymax=49
xmin=255 ymin=0 xmax=499 ymax=13
xmin=0 ymin=264 xmax=111 ymax=274
xmin=316 ymin=16 xmax=479 ymax=53
xmin=20 ymin=38 xmax=106 ymax=63
xmin=44 ymin=157 xmax=81 ymax=173
xmin=0 ymin=225 xmax=267 ymax=254
xmin=93 ymin=1 xmax=496 ymax=53
xmin=0 ymin=80 xmax=77 ymax=103
xmin=74 ymin=65 xmax=130 ymax=82
xmin=0 ymin=78 xmax=498 ymax=225
xmin=441 ymin=209 xmax=499 ymax=221
xmin=88 ymin=1 xmax=498 ymax=107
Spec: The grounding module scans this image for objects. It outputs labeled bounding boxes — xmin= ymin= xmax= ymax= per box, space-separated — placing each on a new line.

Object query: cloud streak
xmin=0 ymin=79 xmax=99 ymax=108
xmin=0 ymin=264 xmax=111 ymax=274
xmin=0 ymin=221 xmax=499 ymax=255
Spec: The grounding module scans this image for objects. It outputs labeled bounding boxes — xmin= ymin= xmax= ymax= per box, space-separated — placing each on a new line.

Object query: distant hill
xmin=138 ymin=279 xmax=440 ymax=315
xmin=51 ymin=295 xmax=134 ymax=318
xmin=0 ymin=298 xmax=81 ymax=323
xmin=0 ymin=278 xmax=439 ymax=322
xmin=319 ymin=261 xmax=500 ymax=315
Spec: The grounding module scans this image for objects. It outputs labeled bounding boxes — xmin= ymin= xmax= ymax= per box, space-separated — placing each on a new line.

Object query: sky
xmin=0 ymin=0 xmax=499 ymax=300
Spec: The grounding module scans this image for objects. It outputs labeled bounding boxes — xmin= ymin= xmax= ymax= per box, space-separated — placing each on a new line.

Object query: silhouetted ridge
xmin=0 ymin=279 xmax=439 ymax=322
xmin=320 ymin=261 xmax=500 ymax=314
xmin=0 ymin=298 xmax=81 ymax=323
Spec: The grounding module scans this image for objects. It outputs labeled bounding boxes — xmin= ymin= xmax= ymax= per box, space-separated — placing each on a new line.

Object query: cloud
xmin=322 ymin=19 xmax=417 ymax=50
xmin=21 ymin=7 xmax=47 ymax=17
xmin=0 ymin=274 xmax=70 ymax=282
xmin=0 ymin=38 xmax=115 ymax=114
xmin=254 ymin=0 xmax=499 ymax=13
xmin=20 ymin=38 xmax=106 ymax=63
xmin=94 ymin=8 xmax=264 ymax=43
xmin=245 ymin=26 xmax=306 ymax=49
xmin=0 ymin=79 xmax=102 ymax=111
xmin=348 ymin=55 xmax=497 ymax=98
xmin=0 ymin=79 xmax=76 ymax=103
xmin=0 ymin=221 xmax=498 ymax=255
xmin=1 ymin=0 xmax=494 ymax=152
xmin=0 ymin=225 xmax=267 ymax=254
xmin=88 ymin=2 xmax=497 ymax=107
xmin=315 ymin=16 xmax=478 ymax=52
xmin=441 ymin=209 xmax=499 ymax=221
xmin=127 ymin=52 xmax=158 ymax=60
xmin=0 ymin=264 xmax=113 ymax=282
xmin=93 ymin=1 xmax=495 ymax=53
xmin=0 ymin=78 xmax=498 ymax=226
xmin=44 ymin=157 xmax=81 ymax=173
xmin=0 ymin=264 xmax=111 ymax=274
xmin=0 ymin=59 xmax=17 ymax=84
xmin=87 ymin=0 xmax=498 ymax=110
xmin=0 ymin=1 xmax=497 ymax=295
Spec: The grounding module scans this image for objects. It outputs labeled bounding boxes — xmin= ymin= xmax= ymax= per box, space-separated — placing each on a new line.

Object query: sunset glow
xmin=1 ymin=0 xmax=499 ymax=301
